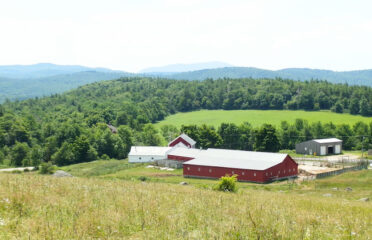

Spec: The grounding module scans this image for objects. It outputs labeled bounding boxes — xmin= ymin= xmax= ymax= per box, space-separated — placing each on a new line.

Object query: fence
xmin=315 ymin=164 xmax=368 ymax=179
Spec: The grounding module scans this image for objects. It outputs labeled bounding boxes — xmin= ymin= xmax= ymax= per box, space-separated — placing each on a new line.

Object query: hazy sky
xmin=1 ymin=0 xmax=372 ymax=72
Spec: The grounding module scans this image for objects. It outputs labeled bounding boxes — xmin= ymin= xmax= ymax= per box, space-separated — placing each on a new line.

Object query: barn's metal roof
xmin=183 ymin=148 xmax=288 ymax=170
xmin=312 ymin=138 xmax=342 ymax=144
xmin=168 ymin=133 xmax=196 ymax=146
xmin=166 ymin=146 xmax=204 ymax=158
xmin=129 ymin=146 xmax=172 ymax=156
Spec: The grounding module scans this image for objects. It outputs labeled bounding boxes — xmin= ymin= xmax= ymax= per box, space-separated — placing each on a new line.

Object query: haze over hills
xmin=165 ymin=67 xmax=372 ymax=86
xmin=139 ymin=61 xmax=234 ymax=73
xmin=0 ymin=64 xmax=131 ymax=102
xmin=1 ymin=62 xmax=372 ymax=103
xmin=0 ymin=63 xmax=123 ymax=79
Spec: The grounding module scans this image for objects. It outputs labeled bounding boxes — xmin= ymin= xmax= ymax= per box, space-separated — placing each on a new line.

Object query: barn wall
xmin=183 ymin=156 xmax=298 ymax=183
xmin=183 ymin=164 xmax=265 ymax=182
xmin=128 ymin=155 xmax=166 ymax=163
xmin=263 ymin=156 xmax=298 ymax=182
xmin=168 ymin=137 xmax=192 ymax=148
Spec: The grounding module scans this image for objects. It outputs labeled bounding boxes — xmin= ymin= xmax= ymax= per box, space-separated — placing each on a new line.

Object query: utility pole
xmin=361 ymin=136 xmax=365 ymax=159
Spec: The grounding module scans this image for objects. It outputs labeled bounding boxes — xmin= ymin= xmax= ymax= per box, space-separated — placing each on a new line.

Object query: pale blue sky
xmin=1 ymin=0 xmax=371 ymax=72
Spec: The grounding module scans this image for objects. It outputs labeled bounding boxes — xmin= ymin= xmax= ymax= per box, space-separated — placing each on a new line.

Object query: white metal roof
xmin=166 ymin=146 xmax=204 ymax=158
xmin=313 ymin=138 xmax=342 ymax=144
xmin=168 ymin=133 xmax=196 ymax=146
xmin=183 ymin=148 xmax=289 ymax=170
xmin=129 ymin=146 xmax=172 ymax=156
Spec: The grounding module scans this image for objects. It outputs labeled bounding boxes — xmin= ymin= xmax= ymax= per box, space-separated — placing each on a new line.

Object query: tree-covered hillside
xmin=0 ymin=77 xmax=371 ymax=167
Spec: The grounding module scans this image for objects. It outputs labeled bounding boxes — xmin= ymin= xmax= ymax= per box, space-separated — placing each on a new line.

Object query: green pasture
xmin=154 ymin=110 xmax=371 ymax=128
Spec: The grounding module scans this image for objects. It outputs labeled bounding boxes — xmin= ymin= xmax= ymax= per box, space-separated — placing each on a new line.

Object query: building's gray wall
xmin=155 ymin=159 xmax=183 ymax=169
xmin=296 ymin=140 xmax=342 ymax=156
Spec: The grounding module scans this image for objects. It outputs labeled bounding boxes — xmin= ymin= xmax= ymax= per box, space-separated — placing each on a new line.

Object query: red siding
xmin=167 ymin=154 xmax=194 ymax=162
xmin=168 ymin=137 xmax=192 ymax=148
xmin=183 ymin=155 xmax=298 ymax=183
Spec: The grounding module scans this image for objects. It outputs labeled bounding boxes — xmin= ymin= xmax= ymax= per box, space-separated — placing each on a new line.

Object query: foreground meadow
xmin=0 ymin=173 xmax=371 ymax=239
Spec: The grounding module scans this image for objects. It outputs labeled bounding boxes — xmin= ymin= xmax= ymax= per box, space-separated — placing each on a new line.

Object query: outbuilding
xmin=183 ymin=148 xmax=298 ymax=183
xmin=128 ymin=133 xmax=196 ymax=163
xmin=128 ymin=146 xmax=171 ymax=163
xmin=295 ymin=138 xmax=342 ymax=156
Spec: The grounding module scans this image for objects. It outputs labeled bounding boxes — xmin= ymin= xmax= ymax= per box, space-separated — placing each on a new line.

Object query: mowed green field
xmin=155 ymin=110 xmax=371 ymax=128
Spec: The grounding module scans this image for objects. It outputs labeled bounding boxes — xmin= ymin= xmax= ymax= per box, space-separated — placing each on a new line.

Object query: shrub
xmin=23 ymin=168 xmax=30 ymax=172
xmin=39 ymin=162 xmax=56 ymax=175
xmin=215 ymin=174 xmax=238 ymax=192
xmin=11 ymin=170 xmax=22 ymax=174
xmin=138 ymin=176 xmax=148 ymax=182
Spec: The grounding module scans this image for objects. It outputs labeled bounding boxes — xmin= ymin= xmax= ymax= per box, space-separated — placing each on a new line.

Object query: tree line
xmin=0 ymin=77 xmax=371 ymax=167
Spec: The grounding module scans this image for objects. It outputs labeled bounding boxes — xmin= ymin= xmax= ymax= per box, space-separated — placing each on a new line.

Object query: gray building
xmin=295 ymin=138 xmax=342 ymax=156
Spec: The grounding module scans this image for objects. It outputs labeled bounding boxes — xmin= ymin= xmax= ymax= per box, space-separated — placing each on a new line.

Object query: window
xmin=232 ymin=171 xmax=235 ymax=174
xmin=209 ymin=169 xmax=212 ymax=173
xmin=284 ymin=170 xmax=286 ymax=174
xmin=253 ymin=172 xmax=256 ymax=177
xmin=289 ymin=169 xmax=291 ymax=172
xmin=187 ymin=167 xmax=190 ymax=170
xmin=139 ymin=157 xmax=142 ymax=160
xmin=293 ymin=168 xmax=295 ymax=172
xmin=270 ymin=172 xmax=272 ymax=176
xmin=151 ymin=157 xmax=154 ymax=160
xmin=198 ymin=168 xmax=201 ymax=172
xmin=242 ymin=172 xmax=245 ymax=175
xmin=278 ymin=171 xmax=280 ymax=174
xmin=265 ymin=172 xmax=268 ymax=176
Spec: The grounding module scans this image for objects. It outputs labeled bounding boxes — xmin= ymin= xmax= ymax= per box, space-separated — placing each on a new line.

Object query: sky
xmin=0 ymin=0 xmax=372 ymax=72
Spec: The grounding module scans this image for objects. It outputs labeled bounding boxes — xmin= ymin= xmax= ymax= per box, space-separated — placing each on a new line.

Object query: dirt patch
xmin=298 ymin=165 xmax=339 ymax=175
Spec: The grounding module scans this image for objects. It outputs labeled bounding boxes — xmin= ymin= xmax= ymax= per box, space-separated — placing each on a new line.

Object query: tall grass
xmin=0 ymin=174 xmax=371 ymax=239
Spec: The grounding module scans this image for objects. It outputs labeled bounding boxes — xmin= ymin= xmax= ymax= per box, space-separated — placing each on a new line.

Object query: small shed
xmin=295 ymin=138 xmax=342 ymax=156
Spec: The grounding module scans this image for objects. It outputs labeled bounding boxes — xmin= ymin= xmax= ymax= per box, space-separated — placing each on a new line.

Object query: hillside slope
xmin=0 ymin=173 xmax=370 ymax=239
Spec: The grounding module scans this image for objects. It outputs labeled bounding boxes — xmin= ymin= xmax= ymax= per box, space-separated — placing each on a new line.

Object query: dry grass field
xmin=0 ymin=172 xmax=371 ymax=239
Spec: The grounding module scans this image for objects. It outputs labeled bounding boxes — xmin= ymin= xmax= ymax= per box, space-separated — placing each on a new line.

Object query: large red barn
xmin=175 ymin=148 xmax=298 ymax=183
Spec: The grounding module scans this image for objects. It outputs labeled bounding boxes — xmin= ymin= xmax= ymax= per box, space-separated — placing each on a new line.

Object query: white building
xmin=128 ymin=146 xmax=172 ymax=163
xmin=128 ymin=133 xmax=196 ymax=163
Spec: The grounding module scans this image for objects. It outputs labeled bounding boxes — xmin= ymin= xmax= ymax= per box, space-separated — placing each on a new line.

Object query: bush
xmin=11 ymin=170 xmax=22 ymax=174
xmin=39 ymin=162 xmax=56 ymax=175
xmin=214 ymin=174 xmax=238 ymax=192
xmin=138 ymin=176 xmax=148 ymax=182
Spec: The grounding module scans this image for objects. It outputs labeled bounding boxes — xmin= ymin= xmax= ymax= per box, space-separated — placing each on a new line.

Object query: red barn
xmin=168 ymin=133 xmax=196 ymax=148
xmin=181 ymin=148 xmax=298 ymax=183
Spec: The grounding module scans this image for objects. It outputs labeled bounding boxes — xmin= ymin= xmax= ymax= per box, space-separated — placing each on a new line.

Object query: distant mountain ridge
xmin=0 ymin=63 xmax=122 ymax=79
xmin=0 ymin=64 xmax=132 ymax=102
xmin=1 ymin=62 xmax=372 ymax=103
xmin=164 ymin=67 xmax=372 ymax=86
xmin=139 ymin=61 xmax=233 ymax=73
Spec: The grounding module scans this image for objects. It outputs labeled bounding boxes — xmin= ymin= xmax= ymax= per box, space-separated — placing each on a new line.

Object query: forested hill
xmin=165 ymin=67 xmax=372 ymax=86
xmin=0 ymin=71 xmax=132 ymax=102
xmin=0 ymin=77 xmax=371 ymax=167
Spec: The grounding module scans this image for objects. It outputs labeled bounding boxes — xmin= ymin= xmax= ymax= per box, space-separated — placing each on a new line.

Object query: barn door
xmin=320 ymin=146 xmax=326 ymax=155
xmin=335 ymin=145 xmax=341 ymax=154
